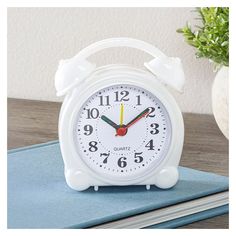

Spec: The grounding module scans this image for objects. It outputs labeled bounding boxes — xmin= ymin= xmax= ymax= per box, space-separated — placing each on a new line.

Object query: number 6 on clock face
xmin=75 ymin=84 xmax=172 ymax=179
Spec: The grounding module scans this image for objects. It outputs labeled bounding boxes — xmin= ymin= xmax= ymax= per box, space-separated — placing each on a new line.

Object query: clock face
xmin=75 ymin=84 xmax=172 ymax=180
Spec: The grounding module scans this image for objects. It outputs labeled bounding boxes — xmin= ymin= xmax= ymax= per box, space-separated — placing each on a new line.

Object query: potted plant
xmin=177 ymin=7 xmax=229 ymax=138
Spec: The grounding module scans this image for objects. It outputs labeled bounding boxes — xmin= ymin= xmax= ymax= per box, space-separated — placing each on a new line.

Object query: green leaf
xmin=177 ymin=7 xmax=229 ymax=67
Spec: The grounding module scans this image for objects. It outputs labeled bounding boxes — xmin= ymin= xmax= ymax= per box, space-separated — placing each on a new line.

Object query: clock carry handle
xmin=55 ymin=37 xmax=185 ymax=96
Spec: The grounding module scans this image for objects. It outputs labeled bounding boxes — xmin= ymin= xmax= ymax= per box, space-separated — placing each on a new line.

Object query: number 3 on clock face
xmin=75 ymin=84 xmax=172 ymax=180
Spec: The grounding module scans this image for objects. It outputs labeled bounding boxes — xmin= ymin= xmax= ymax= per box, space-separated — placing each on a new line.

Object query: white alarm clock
xmin=55 ymin=38 xmax=185 ymax=191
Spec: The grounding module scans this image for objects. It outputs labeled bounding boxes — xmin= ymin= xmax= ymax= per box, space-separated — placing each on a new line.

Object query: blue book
xmin=8 ymin=141 xmax=228 ymax=229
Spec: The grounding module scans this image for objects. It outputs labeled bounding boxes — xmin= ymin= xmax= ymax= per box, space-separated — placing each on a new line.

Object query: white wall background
xmin=8 ymin=8 xmax=216 ymax=114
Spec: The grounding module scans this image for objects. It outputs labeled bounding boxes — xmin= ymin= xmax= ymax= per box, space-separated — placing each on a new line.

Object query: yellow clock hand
xmin=120 ymin=103 xmax=124 ymax=126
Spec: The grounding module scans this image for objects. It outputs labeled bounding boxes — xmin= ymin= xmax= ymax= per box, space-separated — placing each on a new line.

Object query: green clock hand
xmin=101 ymin=115 xmax=119 ymax=129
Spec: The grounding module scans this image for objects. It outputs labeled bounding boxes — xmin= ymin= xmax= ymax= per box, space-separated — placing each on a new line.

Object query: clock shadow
xmin=82 ymin=185 xmax=165 ymax=193
xmin=66 ymin=179 xmax=225 ymax=194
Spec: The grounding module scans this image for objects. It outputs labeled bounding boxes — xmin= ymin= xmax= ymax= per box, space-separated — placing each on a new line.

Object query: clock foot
xmin=146 ymin=184 xmax=151 ymax=190
xmin=155 ymin=167 xmax=179 ymax=189
xmin=65 ymin=169 xmax=90 ymax=191
xmin=94 ymin=186 xmax=99 ymax=191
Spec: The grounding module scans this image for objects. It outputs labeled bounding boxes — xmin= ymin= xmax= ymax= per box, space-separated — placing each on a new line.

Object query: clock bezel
xmin=59 ymin=65 xmax=184 ymax=186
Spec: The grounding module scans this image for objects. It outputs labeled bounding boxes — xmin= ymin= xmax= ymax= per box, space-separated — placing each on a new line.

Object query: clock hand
xmin=126 ymin=108 xmax=150 ymax=128
xmin=120 ymin=103 xmax=124 ymax=126
xmin=115 ymin=103 xmax=128 ymax=137
xmin=101 ymin=115 xmax=118 ymax=129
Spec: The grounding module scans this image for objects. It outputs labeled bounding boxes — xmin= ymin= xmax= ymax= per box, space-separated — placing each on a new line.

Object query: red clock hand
xmin=126 ymin=108 xmax=150 ymax=128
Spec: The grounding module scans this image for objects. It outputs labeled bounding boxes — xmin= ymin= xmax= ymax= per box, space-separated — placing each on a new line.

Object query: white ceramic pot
xmin=212 ymin=66 xmax=228 ymax=139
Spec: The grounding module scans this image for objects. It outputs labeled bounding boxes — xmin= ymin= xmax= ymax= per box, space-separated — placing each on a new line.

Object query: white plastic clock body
xmin=55 ymin=38 xmax=185 ymax=191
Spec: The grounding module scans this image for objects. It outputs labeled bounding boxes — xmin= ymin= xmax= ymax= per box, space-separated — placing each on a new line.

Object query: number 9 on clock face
xmin=75 ymin=84 xmax=172 ymax=180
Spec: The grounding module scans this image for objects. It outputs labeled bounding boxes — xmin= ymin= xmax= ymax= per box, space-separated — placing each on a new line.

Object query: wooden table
xmin=7 ymin=98 xmax=229 ymax=229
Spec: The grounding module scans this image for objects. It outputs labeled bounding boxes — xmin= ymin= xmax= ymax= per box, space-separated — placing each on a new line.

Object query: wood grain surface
xmin=7 ymin=98 xmax=229 ymax=229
